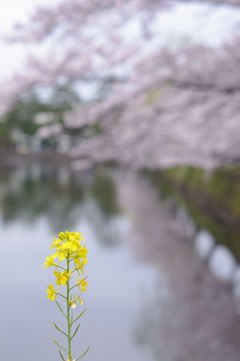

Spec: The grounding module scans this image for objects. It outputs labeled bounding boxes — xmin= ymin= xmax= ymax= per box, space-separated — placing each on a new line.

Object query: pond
xmin=1 ymin=161 xmax=240 ymax=361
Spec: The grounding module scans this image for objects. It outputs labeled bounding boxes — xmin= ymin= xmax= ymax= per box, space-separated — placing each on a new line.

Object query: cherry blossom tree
xmin=1 ymin=0 xmax=240 ymax=168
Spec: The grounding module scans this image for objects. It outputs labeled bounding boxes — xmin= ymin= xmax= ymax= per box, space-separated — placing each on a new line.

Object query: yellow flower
xmin=58 ymin=232 xmax=67 ymax=241
xmin=61 ymin=235 xmax=82 ymax=252
xmin=57 ymin=250 xmax=66 ymax=261
xmin=49 ymin=238 xmax=62 ymax=249
xmin=49 ymin=231 xmax=85 ymax=254
xmin=43 ymin=255 xmax=57 ymax=267
xmin=77 ymin=278 xmax=89 ymax=292
xmin=69 ymin=300 xmax=77 ymax=309
xmin=68 ymin=295 xmax=79 ymax=308
xmin=54 ymin=270 xmax=72 ymax=285
xmin=66 ymin=231 xmax=85 ymax=241
xmin=46 ymin=284 xmax=58 ymax=301
xmin=61 ymin=241 xmax=80 ymax=252
xmin=69 ymin=295 xmax=83 ymax=308
xmin=76 ymin=246 xmax=88 ymax=262
xmin=74 ymin=259 xmax=87 ymax=275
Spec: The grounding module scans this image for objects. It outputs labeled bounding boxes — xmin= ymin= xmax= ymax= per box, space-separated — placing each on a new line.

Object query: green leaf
xmin=55 ymin=300 xmax=67 ymax=318
xmin=59 ymin=349 xmax=65 ymax=361
xmin=76 ymin=346 xmax=90 ymax=360
xmin=51 ymin=338 xmax=67 ymax=352
xmin=72 ymin=309 xmax=86 ymax=325
xmin=53 ymin=322 xmax=68 ymax=337
xmin=71 ymin=323 xmax=81 ymax=341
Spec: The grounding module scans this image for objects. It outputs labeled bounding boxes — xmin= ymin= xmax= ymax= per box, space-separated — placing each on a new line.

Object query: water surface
xmin=1 ymin=163 xmax=240 ymax=361
xmin=0 ymin=164 xmax=157 ymax=361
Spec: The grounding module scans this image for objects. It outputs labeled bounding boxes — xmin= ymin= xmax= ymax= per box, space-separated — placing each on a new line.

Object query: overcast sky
xmin=0 ymin=0 xmax=240 ymax=82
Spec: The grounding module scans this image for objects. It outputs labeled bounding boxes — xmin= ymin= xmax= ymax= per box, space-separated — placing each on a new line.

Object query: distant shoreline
xmin=0 ymin=150 xmax=71 ymax=167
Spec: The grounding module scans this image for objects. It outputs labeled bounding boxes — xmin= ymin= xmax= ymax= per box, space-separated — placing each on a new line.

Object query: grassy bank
xmin=149 ymin=166 xmax=240 ymax=261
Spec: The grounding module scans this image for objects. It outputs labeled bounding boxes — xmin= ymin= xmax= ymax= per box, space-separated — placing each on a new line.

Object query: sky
xmin=0 ymin=0 xmax=240 ymax=82
xmin=0 ymin=0 xmax=60 ymax=81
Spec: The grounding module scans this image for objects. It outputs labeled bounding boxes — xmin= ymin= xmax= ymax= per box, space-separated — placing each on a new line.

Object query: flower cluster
xmin=44 ymin=231 xmax=89 ymax=303
xmin=44 ymin=231 xmax=90 ymax=361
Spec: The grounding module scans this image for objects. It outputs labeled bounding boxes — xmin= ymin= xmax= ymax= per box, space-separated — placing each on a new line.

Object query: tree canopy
xmin=1 ymin=0 xmax=240 ymax=168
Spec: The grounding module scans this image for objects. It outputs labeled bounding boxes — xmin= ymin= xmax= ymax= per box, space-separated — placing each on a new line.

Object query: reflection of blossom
xmin=117 ymin=171 xmax=240 ymax=361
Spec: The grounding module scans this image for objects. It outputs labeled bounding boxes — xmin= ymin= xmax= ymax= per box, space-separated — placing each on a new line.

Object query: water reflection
xmin=116 ymin=171 xmax=240 ymax=361
xmin=1 ymin=163 xmax=240 ymax=361
xmin=0 ymin=164 xmax=156 ymax=361
xmin=209 ymin=245 xmax=237 ymax=282
xmin=194 ymin=230 xmax=215 ymax=261
xmin=0 ymin=164 xmax=123 ymax=245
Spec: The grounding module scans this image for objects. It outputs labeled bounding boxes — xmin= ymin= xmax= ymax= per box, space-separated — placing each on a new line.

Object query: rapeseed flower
xmin=43 ymin=256 xmax=57 ymax=267
xmin=74 ymin=259 xmax=87 ymax=274
xmin=46 ymin=284 xmax=58 ymax=301
xmin=76 ymin=246 xmax=88 ymax=262
xmin=69 ymin=300 xmax=77 ymax=309
xmin=44 ymin=231 xmax=89 ymax=361
xmin=77 ymin=279 xmax=89 ymax=292
xmin=54 ymin=270 xmax=72 ymax=285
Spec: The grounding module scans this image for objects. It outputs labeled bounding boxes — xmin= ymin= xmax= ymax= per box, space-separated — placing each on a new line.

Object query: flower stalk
xmin=44 ymin=231 xmax=90 ymax=361
xmin=66 ymin=252 xmax=72 ymax=360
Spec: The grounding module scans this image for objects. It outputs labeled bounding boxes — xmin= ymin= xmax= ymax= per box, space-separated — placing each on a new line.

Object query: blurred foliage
xmin=149 ymin=166 xmax=240 ymax=261
xmin=90 ymin=168 xmax=120 ymax=217
xmin=0 ymin=165 xmax=83 ymax=229
xmin=163 ymin=166 xmax=240 ymax=218
xmin=0 ymin=164 xmax=120 ymax=234
xmin=0 ymin=86 xmax=80 ymax=149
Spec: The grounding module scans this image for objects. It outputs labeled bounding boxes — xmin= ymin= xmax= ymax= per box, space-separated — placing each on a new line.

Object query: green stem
xmin=69 ymin=284 xmax=79 ymax=291
xmin=57 ymin=293 xmax=67 ymax=300
xmin=66 ymin=252 xmax=72 ymax=361
xmin=57 ymin=264 xmax=67 ymax=271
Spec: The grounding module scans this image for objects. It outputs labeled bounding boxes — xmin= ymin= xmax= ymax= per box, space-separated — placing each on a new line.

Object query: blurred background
xmin=1 ymin=0 xmax=240 ymax=360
